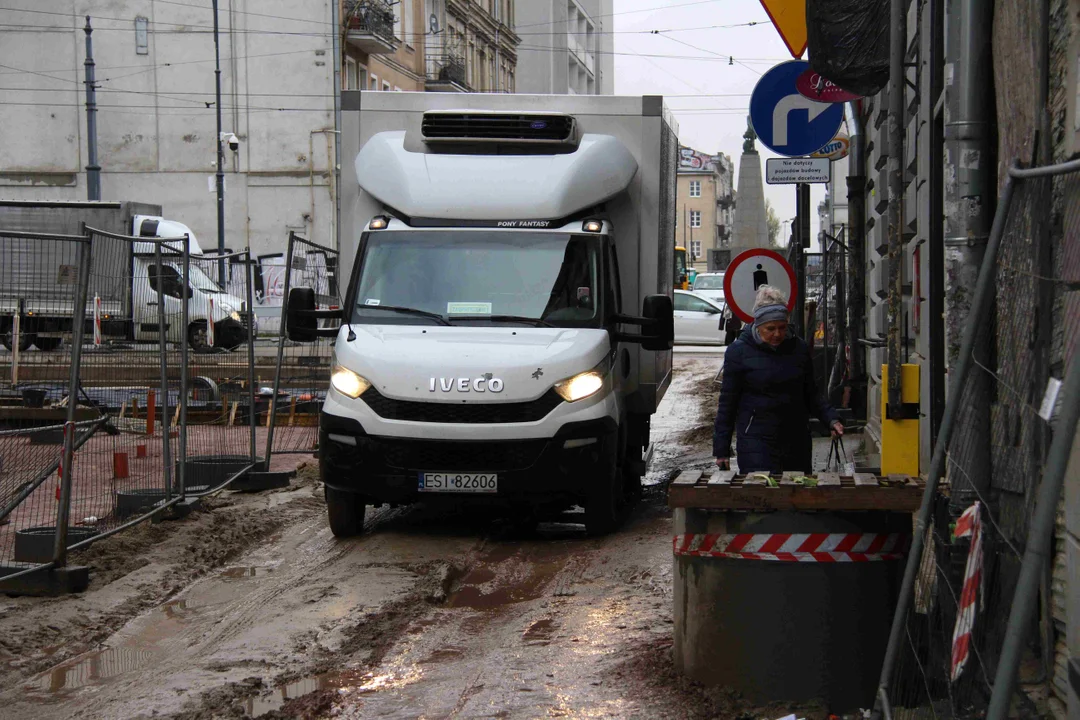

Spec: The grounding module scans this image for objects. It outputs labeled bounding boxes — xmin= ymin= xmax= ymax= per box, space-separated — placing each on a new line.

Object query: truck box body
xmin=313 ymin=92 xmax=678 ymax=535
xmin=340 ymin=92 xmax=677 ymax=413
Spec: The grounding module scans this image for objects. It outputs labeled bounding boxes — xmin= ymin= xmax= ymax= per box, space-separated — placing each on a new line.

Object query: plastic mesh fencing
xmin=265 ymin=233 xmax=337 ymax=458
xmin=882 ymin=163 xmax=1080 ymax=718
xmin=0 ymin=230 xmax=92 ymax=570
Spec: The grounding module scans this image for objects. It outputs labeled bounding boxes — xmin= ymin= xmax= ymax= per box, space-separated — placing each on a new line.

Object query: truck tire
xmin=1 ymin=320 xmax=34 ymax=352
xmin=34 ymin=337 xmax=62 ymax=351
xmin=584 ymin=437 xmax=624 ymax=537
xmin=187 ymin=321 xmax=211 ymax=352
xmin=325 ymin=486 xmax=367 ymax=537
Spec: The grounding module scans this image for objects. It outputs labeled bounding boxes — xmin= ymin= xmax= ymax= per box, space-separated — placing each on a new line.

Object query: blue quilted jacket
xmin=712 ymin=327 xmax=839 ymax=473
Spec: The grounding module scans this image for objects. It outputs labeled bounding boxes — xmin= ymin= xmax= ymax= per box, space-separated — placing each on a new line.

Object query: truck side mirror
xmin=286 ymin=287 xmax=344 ymax=342
xmin=286 ymin=288 xmax=318 ymax=343
xmin=641 ymin=294 xmax=674 ymax=352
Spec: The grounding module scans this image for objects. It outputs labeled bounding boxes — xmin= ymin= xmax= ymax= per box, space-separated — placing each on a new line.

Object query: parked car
xmin=674 ymin=289 xmax=742 ymax=346
xmin=674 ymin=290 xmax=727 ymax=345
xmin=690 ymin=272 xmax=725 ymax=304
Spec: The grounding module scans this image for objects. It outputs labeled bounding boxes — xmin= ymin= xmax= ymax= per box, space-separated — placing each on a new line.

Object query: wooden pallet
xmin=667 ymin=468 xmax=924 ymax=512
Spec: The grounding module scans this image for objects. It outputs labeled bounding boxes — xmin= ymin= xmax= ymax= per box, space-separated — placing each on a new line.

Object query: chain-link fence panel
xmin=175 ymin=250 xmax=259 ymax=494
xmin=878 ymin=161 xmax=1080 ymax=719
xmin=0 ymin=229 xmax=93 ymax=576
xmin=265 ymin=233 xmax=337 ymax=458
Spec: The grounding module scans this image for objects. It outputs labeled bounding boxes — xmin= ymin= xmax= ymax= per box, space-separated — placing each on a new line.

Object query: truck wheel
xmin=325 ymin=486 xmax=367 ymax=537
xmin=34 ymin=337 xmax=62 ymax=351
xmin=187 ymin=321 xmax=211 ymax=352
xmin=1 ymin=321 xmax=34 ymax=352
xmin=584 ymin=438 xmax=624 ymax=537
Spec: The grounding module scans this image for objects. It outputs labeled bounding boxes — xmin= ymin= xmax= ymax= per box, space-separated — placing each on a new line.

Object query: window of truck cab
xmin=347 ymin=229 xmax=603 ymax=328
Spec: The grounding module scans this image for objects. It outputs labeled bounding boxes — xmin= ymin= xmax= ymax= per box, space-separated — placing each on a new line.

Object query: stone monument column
xmin=731 ymin=117 xmax=770 ymax=251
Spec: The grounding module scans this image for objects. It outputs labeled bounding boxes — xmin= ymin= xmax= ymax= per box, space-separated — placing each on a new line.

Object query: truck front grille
xmin=360 ymin=388 xmax=563 ymax=424
xmin=378 ymin=438 xmax=548 ymax=471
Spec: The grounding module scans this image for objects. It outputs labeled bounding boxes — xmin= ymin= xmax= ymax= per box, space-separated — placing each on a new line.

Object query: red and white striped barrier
xmin=93 ymin=295 xmax=102 ymax=346
xmin=950 ymin=502 xmax=983 ymax=682
xmin=673 ymin=533 xmax=909 ymax=562
xmin=207 ymin=298 xmax=215 ymax=347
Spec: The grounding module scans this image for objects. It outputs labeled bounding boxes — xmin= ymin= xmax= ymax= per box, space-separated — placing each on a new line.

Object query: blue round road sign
xmin=750 ymin=60 xmax=845 ymax=157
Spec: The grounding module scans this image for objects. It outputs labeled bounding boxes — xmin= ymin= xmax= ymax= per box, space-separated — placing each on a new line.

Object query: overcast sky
xmin=612 ymin=0 xmax=829 ymax=246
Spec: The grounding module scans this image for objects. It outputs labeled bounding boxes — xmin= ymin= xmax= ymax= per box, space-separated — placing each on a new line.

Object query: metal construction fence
xmin=0 ymin=223 xmax=264 ymax=590
xmin=875 ymin=159 xmax=1080 ymax=719
xmin=264 ymin=232 xmax=337 ymax=459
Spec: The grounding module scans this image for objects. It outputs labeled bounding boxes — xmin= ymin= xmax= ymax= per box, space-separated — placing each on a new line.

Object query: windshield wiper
xmin=450 ymin=314 xmax=555 ymax=328
xmin=359 ymin=305 xmax=451 ymax=326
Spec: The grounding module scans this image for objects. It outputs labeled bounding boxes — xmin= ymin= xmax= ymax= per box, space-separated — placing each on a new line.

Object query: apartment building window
xmin=690 ymin=210 xmax=701 ymax=228
xmin=403 ymin=0 xmax=414 ymax=47
xmin=345 ymin=57 xmax=357 ymax=89
xmin=691 ymin=239 xmax=702 ymax=259
xmin=689 ymin=180 xmax=701 ymax=198
xmin=383 ymin=80 xmax=392 ymax=91
xmin=370 ymin=74 xmax=379 ymax=90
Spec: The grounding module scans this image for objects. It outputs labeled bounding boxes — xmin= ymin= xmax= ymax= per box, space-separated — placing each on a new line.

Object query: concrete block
xmin=0 ymin=564 xmax=89 ymax=596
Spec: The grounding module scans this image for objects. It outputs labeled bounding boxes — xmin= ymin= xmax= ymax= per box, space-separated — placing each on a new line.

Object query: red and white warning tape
xmin=673 ymin=533 xmax=909 ymax=562
xmin=950 ymin=502 xmax=983 ymax=681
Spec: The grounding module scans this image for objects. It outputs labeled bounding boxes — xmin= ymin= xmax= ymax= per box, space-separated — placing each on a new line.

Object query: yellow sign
xmin=759 ymin=0 xmax=807 ymax=59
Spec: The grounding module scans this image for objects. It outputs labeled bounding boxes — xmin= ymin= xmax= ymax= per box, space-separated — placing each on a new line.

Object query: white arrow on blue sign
xmin=749 ymin=60 xmax=845 ymax=158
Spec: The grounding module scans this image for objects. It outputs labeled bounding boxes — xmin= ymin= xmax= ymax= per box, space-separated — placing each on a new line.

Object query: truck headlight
xmin=553 ymin=355 xmax=611 ymax=403
xmin=331 ymin=365 xmax=371 ymax=399
xmin=229 ymin=310 xmax=242 ymax=323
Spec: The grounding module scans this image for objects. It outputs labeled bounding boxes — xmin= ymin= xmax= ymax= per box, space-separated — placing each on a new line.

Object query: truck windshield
xmin=185 ymin=264 xmax=224 ymax=293
xmin=351 ymin=231 xmax=600 ymax=327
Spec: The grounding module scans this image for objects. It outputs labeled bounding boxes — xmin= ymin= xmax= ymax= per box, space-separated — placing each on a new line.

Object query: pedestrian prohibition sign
xmin=749 ymin=60 xmax=845 ymax=157
xmin=723 ymin=248 xmax=798 ymax=324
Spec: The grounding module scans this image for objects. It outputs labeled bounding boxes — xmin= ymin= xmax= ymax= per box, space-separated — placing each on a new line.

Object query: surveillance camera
xmin=221 ymin=132 xmax=240 ymax=151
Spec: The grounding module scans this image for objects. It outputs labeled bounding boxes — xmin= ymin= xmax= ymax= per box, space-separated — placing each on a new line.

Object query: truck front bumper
xmin=319 ymin=412 xmax=618 ymax=508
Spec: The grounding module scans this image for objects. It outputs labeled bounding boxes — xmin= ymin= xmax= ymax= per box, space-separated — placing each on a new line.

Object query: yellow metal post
xmin=881 ymin=363 xmax=920 ymax=476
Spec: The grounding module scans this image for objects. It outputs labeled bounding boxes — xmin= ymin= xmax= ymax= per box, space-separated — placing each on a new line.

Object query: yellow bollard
xmin=881 ymin=363 xmax=920 ymax=476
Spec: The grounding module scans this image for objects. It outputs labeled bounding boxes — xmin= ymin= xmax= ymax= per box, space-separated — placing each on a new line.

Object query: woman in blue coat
xmin=713 ymin=285 xmax=843 ymax=474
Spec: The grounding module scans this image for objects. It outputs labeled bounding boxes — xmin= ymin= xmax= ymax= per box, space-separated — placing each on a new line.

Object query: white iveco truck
xmin=286 ymin=92 xmax=678 ymax=536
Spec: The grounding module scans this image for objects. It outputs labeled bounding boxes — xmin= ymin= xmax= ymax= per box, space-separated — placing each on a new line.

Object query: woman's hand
xmin=715 ymin=457 xmax=730 ymax=470
xmin=831 ymin=421 xmax=844 ymax=437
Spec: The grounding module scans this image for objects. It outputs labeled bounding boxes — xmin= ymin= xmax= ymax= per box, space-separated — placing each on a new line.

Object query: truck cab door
xmin=604 ymin=241 xmax=629 ymax=396
xmin=134 ymin=258 xmax=186 ymax=344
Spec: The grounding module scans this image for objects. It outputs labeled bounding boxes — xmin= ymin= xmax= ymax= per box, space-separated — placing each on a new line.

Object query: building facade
xmin=344 ymin=1 xmax=519 ymax=94
xmin=512 ymin=0 xmax=614 ymax=94
xmin=675 ymin=145 xmax=735 ymax=271
xmin=1 ymin=0 xmax=336 ymax=262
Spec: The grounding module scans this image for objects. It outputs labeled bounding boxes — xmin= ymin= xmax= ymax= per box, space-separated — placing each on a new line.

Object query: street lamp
xmin=213 ymin=0 xmax=225 ymax=284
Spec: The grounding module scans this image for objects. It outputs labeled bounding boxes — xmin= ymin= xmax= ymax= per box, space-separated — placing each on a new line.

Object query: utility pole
xmin=885 ymin=0 xmax=906 ymax=420
xmin=83 ymin=17 xmax=101 ymax=201
xmin=212 ymin=0 xmax=226 ymax=284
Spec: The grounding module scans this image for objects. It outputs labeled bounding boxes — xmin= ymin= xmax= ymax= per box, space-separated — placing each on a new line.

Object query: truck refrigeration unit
xmin=286 ymin=93 xmax=678 ymax=536
xmin=0 ymin=201 xmax=254 ymax=351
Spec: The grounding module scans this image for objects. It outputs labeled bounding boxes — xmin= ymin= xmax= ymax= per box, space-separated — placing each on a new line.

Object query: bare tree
xmin=765 ymin=198 xmax=781 ymax=248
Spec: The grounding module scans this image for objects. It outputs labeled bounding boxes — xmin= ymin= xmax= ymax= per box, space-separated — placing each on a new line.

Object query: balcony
xmin=425 ymin=53 xmax=469 ymax=92
xmin=343 ymin=0 xmax=398 ymax=54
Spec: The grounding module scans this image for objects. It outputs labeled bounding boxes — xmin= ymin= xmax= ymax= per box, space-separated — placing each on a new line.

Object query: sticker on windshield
xmin=364 ymin=298 xmax=381 ymax=306
xmin=447 ymin=302 xmax=492 ymax=314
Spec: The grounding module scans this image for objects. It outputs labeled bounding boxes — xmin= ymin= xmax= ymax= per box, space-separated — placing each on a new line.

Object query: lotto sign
xmin=723 ymin=248 xmax=797 ymax=324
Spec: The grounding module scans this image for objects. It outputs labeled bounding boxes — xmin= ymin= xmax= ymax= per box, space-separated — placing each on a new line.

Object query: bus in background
xmin=675 ymin=246 xmax=689 ymax=290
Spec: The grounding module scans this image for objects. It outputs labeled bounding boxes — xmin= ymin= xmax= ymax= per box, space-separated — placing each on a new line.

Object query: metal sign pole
xmin=244 ymin=252 xmax=258 ymax=469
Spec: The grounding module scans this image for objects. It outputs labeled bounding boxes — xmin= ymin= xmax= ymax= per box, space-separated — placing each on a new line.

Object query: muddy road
xmin=0 ymin=351 xmax=820 ymax=720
